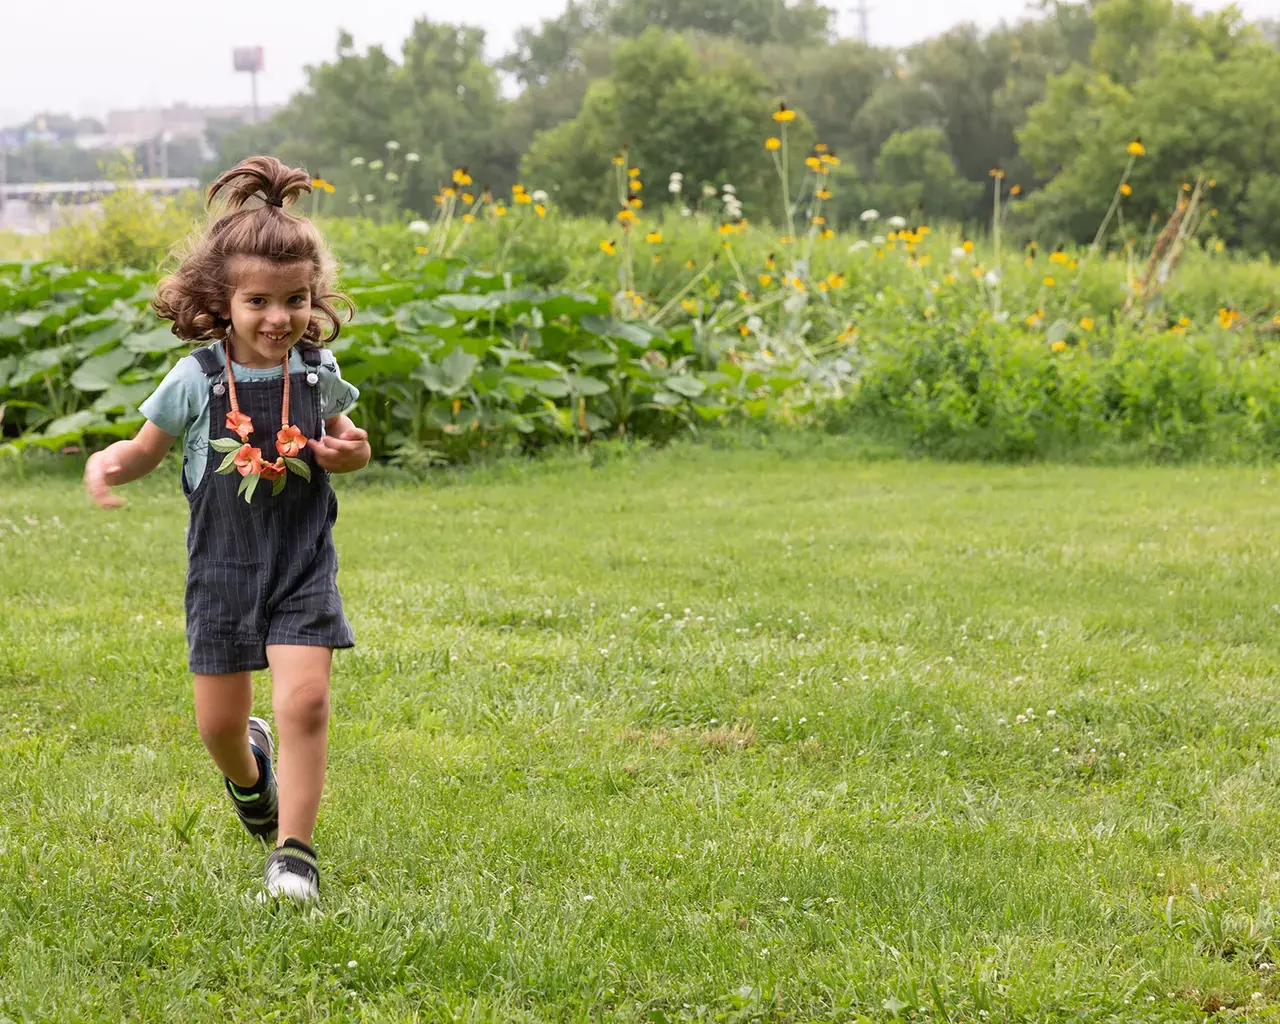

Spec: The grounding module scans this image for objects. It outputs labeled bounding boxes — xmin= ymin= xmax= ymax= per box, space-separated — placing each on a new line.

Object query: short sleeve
xmin=138 ymin=356 xmax=207 ymax=439
xmin=316 ymin=350 xmax=360 ymax=420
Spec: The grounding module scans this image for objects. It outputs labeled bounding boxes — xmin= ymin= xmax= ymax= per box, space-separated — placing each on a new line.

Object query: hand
xmin=84 ymin=450 xmax=126 ymax=509
xmin=307 ymin=425 xmax=371 ymax=474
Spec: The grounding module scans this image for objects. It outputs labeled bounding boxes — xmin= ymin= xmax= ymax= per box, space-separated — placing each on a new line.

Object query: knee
xmin=277 ymin=677 xmax=330 ymax=734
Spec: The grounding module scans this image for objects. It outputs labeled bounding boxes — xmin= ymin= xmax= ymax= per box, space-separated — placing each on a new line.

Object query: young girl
xmin=83 ymin=156 xmax=370 ymax=903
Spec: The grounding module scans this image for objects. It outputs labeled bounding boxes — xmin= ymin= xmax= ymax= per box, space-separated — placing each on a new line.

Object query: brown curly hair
xmin=154 ymin=156 xmax=352 ymax=345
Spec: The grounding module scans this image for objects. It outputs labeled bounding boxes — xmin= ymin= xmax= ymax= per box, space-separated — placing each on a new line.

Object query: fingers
xmin=84 ymin=456 xmax=125 ymax=509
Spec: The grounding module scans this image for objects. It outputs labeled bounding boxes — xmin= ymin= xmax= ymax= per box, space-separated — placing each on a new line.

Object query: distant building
xmin=75 ymin=102 xmax=279 ymax=152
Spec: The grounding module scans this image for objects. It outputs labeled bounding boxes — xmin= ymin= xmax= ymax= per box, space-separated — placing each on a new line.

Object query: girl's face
xmin=226 ymin=257 xmax=313 ymax=368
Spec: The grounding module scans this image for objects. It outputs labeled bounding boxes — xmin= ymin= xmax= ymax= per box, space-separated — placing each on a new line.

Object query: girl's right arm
xmin=84 ymin=422 xmax=177 ymax=509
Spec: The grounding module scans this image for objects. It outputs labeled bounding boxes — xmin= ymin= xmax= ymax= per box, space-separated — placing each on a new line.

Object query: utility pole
xmin=848 ymin=0 xmax=871 ymax=43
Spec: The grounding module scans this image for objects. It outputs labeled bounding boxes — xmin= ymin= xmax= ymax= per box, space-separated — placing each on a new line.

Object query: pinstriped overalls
xmin=184 ymin=344 xmax=355 ymax=675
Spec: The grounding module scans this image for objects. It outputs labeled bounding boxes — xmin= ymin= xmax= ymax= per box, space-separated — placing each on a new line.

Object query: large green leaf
xmin=664 ymin=374 xmax=707 ymax=398
xmin=123 ymin=327 xmax=186 ymax=354
xmin=569 ymin=348 xmax=617 ymax=367
xmin=92 ymin=381 xmax=153 ymax=413
xmin=415 ymin=346 xmax=479 ymax=396
xmin=70 ymin=347 xmax=136 ymax=392
xmin=567 ymin=374 xmax=610 ymax=397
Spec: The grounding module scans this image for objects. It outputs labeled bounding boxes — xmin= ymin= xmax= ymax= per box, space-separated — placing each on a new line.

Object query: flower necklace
xmin=207 ymin=339 xmax=312 ymax=502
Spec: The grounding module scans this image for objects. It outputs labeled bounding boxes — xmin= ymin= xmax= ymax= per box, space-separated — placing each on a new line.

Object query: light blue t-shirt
xmin=139 ymin=343 xmax=360 ymax=490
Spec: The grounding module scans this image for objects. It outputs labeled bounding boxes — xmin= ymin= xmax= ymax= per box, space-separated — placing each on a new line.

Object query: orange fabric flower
xmin=226 ymin=410 xmax=254 ymax=441
xmin=276 ymin=424 xmax=307 ymax=459
xmin=259 ymin=458 xmax=287 ymax=482
xmin=234 ymin=444 xmax=264 ymax=477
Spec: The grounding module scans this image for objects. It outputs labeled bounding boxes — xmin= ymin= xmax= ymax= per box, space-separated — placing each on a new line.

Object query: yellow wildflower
xmin=462 ymin=213 xmax=475 ymax=224
xmin=805 ymin=157 xmax=822 ymax=172
xmin=618 ymin=208 xmax=637 ymax=224
xmin=812 ymin=216 xmax=826 ymax=225
xmin=1179 ymin=317 xmax=1191 ymax=327
xmin=681 ymin=299 xmax=698 ymax=314
xmin=822 ymin=229 xmax=835 ymax=240
xmin=442 ymin=187 xmax=457 ymax=198
xmin=738 ymin=290 xmax=750 ymax=300
xmin=826 ymin=273 xmax=845 ymax=289
xmin=821 ymin=154 xmax=840 ymax=167
xmin=814 ymin=143 xmax=828 ymax=154
xmin=628 ymin=167 xmax=640 ymax=178
xmin=494 ymin=205 xmax=507 ymax=217
xmin=779 ymin=236 xmax=794 ymax=245
xmin=816 ymin=189 xmax=833 ymax=201
xmin=600 ymin=240 xmax=616 ymax=255
xmin=1068 ymin=260 xmax=1078 ymax=270
xmin=629 ymin=197 xmax=643 ymax=209
xmin=818 ymin=281 xmax=829 ymax=293
xmin=1218 ymin=307 xmax=1241 ymax=329
xmin=739 ymin=323 xmax=750 ymax=337
xmin=962 ymin=239 xmax=974 ymax=253
xmin=773 ymin=103 xmax=796 ymax=123
xmin=765 ymin=255 xmax=776 ymax=270
xmin=612 ymin=154 xmax=626 ymax=166
xmin=1128 ymin=139 xmax=1145 ymax=157
xmin=646 ymin=231 xmax=663 ymax=244
xmin=719 ymin=223 xmax=736 ymax=235
xmin=452 ymin=168 xmax=472 ymax=186
xmin=513 ymin=184 xmax=526 ymax=195
xmin=758 ymin=274 xmax=773 ymax=287
xmin=917 ymin=253 xmax=931 ymax=266
xmin=1050 ymin=251 xmax=1068 ymax=265
xmin=515 ymin=192 xmax=533 ymax=205
xmin=1080 ymin=317 xmax=1094 ymax=332
xmin=1051 ymin=340 xmax=1068 ymax=353
xmin=1118 ymin=183 xmax=1133 ymax=197
xmin=462 ymin=193 xmax=474 ymax=204
xmin=415 ymin=246 xmax=428 ymax=255
xmin=989 ymin=167 xmax=1006 ymax=180
xmin=535 ymin=204 xmax=547 ymax=217
xmin=1044 ymin=276 xmax=1056 ymax=287
xmin=685 ymin=259 xmax=696 ymax=269
xmin=631 ymin=181 xmax=643 ymax=191
xmin=765 ymin=137 xmax=782 ymax=151
xmin=1010 ymin=184 xmax=1022 ymax=196
xmin=1026 ymin=309 xmax=1044 ymax=327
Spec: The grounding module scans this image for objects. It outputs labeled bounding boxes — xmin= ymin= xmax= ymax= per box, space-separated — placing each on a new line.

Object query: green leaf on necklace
xmin=283 ymin=456 xmax=311 ymax=483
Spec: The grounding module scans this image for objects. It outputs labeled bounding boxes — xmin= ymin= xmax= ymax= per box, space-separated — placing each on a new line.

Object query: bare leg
xmin=267 ymin=645 xmax=332 ymax=847
xmin=193 ymin=671 xmax=258 ymax=788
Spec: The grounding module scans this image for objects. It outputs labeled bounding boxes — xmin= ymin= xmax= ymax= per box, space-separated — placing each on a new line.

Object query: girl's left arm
xmin=307 ymin=415 xmax=371 ymax=474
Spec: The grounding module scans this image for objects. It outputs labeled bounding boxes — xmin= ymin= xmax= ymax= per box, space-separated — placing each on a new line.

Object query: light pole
xmin=233 ymin=47 xmax=265 ymax=123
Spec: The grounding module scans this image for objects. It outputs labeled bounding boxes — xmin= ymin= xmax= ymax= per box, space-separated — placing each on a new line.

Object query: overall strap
xmin=299 ymin=346 xmax=323 ymax=368
xmin=191 ymin=345 xmax=224 ymax=377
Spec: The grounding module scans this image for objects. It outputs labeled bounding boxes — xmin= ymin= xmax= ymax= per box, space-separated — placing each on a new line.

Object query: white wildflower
xmin=860 ymin=209 xmax=880 ymax=222
xmin=369 ymin=159 xmax=384 ymax=171
xmin=350 ymin=156 xmax=365 ymax=167
xmin=887 ymin=215 xmax=907 ymax=229
xmin=850 ymin=240 xmax=870 ymax=252
xmin=385 ymin=140 xmax=401 ymax=151
xmin=405 ymin=152 xmax=421 ymax=163
xmin=408 ymin=220 xmax=429 ymax=234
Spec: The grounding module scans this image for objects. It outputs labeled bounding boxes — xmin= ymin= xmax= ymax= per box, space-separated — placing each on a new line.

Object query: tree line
xmin=12 ymin=0 xmax=1280 ymax=251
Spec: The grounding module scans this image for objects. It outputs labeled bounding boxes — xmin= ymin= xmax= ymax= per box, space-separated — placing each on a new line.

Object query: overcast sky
xmin=1 ymin=0 xmax=1271 ymax=127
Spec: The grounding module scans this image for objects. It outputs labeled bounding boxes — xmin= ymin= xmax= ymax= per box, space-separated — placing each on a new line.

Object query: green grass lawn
xmin=6 ymin=443 xmax=1280 ymax=1022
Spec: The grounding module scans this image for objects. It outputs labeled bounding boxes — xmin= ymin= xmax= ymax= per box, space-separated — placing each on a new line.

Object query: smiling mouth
xmin=261 ymin=331 xmax=290 ymax=343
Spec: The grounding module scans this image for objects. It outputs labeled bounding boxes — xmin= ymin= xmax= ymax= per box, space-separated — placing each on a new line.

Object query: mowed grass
xmin=6 ymin=444 xmax=1280 ymax=1022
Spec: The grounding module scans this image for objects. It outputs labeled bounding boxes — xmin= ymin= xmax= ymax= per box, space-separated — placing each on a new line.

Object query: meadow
xmin=5 ymin=443 xmax=1280 ymax=1021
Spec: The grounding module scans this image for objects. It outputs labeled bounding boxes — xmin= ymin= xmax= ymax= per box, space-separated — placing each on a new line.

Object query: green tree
xmin=215 ymin=22 xmax=513 ymax=215
xmin=523 ymin=29 xmax=780 ymax=218
xmin=870 ymin=126 xmax=983 ymax=223
xmin=1019 ymin=0 xmax=1280 ymax=249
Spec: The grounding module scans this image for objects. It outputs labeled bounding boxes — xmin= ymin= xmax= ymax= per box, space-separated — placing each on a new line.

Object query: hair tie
xmin=263 ymin=196 xmax=283 ymax=208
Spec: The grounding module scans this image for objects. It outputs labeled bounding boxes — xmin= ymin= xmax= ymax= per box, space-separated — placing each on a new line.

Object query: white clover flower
xmin=348 ymin=194 xmax=360 ymax=204
xmin=850 ymin=240 xmax=870 ymax=252
xmin=747 ymin=315 xmax=763 ymax=332
xmin=385 ymin=172 xmax=399 ymax=182
xmin=887 ymin=215 xmax=907 ymax=229
xmin=702 ymin=184 xmax=717 ymax=198
xmin=369 ymin=159 xmax=384 ymax=171
xmin=364 ymin=193 xmax=376 ymax=203
xmin=385 ymin=140 xmax=401 ymax=151
xmin=405 ymin=152 xmax=421 ymax=163
xmin=668 ymin=181 xmax=683 ymax=194
xmin=350 ymin=157 xmax=365 ymax=167
xmin=722 ymin=183 xmax=736 ymax=195
xmin=985 ymin=269 xmax=1001 ymax=286
xmin=952 ymin=247 xmax=969 ymax=261
xmin=408 ymin=220 xmax=429 ymax=234
xmin=860 ymin=209 xmax=880 ymax=222
xmin=872 ymin=234 xmax=886 ymax=244
xmin=531 ymin=189 xmax=549 ymax=203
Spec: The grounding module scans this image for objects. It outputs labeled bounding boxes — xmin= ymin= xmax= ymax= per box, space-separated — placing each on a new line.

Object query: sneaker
xmin=263 ymin=838 xmax=321 ymax=904
xmin=224 ymin=716 xmax=278 ymax=843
